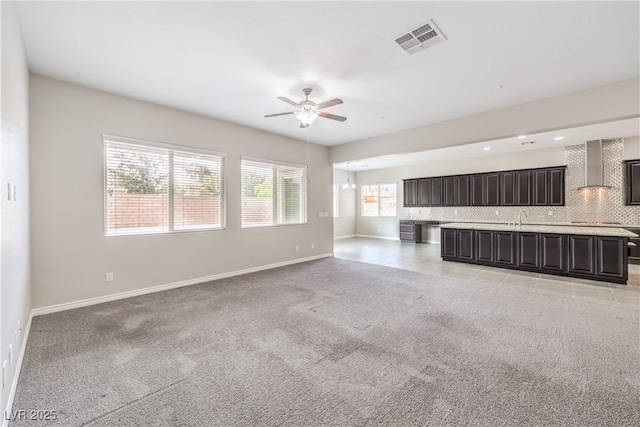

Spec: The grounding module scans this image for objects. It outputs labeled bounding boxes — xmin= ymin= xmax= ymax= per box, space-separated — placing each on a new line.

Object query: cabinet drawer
xmin=400 ymin=225 xmax=415 ymax=233
xmin=400 ymin=232 xmax=415 ymax=241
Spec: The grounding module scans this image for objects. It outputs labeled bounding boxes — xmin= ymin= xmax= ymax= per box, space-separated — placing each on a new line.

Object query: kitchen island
xmin=440 ymin=222 xmax=638 ymax=284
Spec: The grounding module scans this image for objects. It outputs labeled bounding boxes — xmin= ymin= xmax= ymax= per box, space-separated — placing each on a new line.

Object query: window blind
xmin=241 ymin=158 xmax=307 ymax=227
xmin=105 ymin=137 xmax=225 ymax=236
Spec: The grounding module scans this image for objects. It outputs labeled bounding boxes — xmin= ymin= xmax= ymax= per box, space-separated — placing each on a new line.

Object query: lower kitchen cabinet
xmin=475 ymin=230 xmax=494 ymax=263
xmin=494 ymin=231 xmax=516 ymax=266
xmin=399 ymin=220 xmax=422 ymax=243
xmin=627 ymin=227 xmax=640 ymax=265
xmin=597 ymin=236 xmax=627 ymax=280
xmin=567 ymin=235 xmax=596 ymax=276
xmin=441 ymin=227 xmax=629 ymax=284
xmin=517 ymin=232 xmax=540 ymax=269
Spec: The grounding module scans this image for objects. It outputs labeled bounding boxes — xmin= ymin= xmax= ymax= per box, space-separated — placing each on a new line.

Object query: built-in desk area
xmin=399 ymin=220 xmax=442 ymax=243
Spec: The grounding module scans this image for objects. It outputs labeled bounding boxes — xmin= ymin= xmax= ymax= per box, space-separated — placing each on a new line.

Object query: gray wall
xmin=29 ymin=75 xmax=333 ymax=309
xmin=333 ymin=168 xmax=356 ymax=238
xmin=1 ymin=1 xmax=31 ymax=416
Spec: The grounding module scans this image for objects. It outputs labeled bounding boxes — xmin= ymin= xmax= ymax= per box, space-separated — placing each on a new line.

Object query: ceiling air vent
xmin=394 ymin=19 xmax=446 ymax=55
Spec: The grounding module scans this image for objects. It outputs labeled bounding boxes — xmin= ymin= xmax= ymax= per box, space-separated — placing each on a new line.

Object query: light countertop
xmin=440 ymin=222 xmax=638 ymax=238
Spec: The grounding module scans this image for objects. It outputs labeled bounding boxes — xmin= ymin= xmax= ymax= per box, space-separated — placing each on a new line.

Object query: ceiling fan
xmin=264 ymin=88 xmax=347 ymax=128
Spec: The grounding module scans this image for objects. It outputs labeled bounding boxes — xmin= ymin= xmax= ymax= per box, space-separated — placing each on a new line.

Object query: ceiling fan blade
xmin=277 ymin=97 xmax=299 ymax=107
xmin=264 ymin=112 xmax=294 ymax=118
xmin=317 ymin=98 xmax=343 ymax=110
xmin=319 ymin=111 xmax=347 ymax=122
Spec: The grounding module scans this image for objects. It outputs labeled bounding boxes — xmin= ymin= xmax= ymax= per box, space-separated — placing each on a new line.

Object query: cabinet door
xmin=456 ymin=175 xmax=470 ymax=206
xmin=517 ymin=232 xmax=540 ymax=268
xmin=457 ymin=229 xmax=474 ymax=260
xmin=501 ymin=171 xmax=516 ymax=206
xmin=494 ymin=231 xmax=516 ymax=265
xmin=403 ymin=180 xmax=417 ymax=207
xmin=444 ymin=176 xmax=457 ymax=206
xmin=431 ymin=177 xmax=443 ymax=207
xmin=516 ymin=170 xmax=532 ymax=206
xmin=540 ymin=234 xmax=565 ymax=272
xmin=471 ymin=174 xmax=484 ymax=206
xmin=548 ymin=168 xmax=565 ymax=206
xmin=533 ymin=169 xmax=548 ymax=206
xmin=596 ymin=236 xmax=627 ymax=279
xmin=626 ymin=160 xmax=640 ymax=205
xmin=475 ymin=230 xmax=494 ymax=263
xmin=484 ymin=173 xmax=500 ymax=206
xmin=418 ymin=179 xmax=431 ymax=207
xmin=567 ymin=235 xmax=596 ymax=275
xmin=441 ymin=228 xmax=457 ymax=258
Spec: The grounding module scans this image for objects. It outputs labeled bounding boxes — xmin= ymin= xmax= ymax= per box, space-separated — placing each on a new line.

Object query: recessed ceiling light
xmin=483 ymin=147 xmax=491 ymax=151
xmin=554 ymin=136 xmax=564 ymax=141
xmin=517 ymin=135 xmax=527 ymax=139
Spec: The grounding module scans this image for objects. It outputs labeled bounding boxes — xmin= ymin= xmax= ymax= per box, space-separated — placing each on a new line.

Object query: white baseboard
xmin=355 ymin=234 xmax=400 ymax=241
xmin=3 ymin=314 xmax=32 ymax=427
xmin=333 ymin=234 xmax=356 ymax=240
xmin=32 ymin=253 xmax=333 ymax=317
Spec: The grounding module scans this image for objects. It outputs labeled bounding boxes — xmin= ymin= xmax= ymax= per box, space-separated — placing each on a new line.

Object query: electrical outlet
xmin=106 ymin=272 xmax=114 ymax=282
xmin=495 ymin=211 xmax=499 ymax=215
xmin=295 ymin=246 xmax=299 ymax=252
xmin=318 ymin=212 xmax=323 ymax=218
xmin=311 ymin=243 xmax=315 ymax=249
xmin=454 ymin=210 xmax=458 ymax=215
xmin=548 ymin=210 xmax=554 ymax=216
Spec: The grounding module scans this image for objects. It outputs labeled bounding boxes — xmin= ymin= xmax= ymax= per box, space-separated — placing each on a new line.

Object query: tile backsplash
xmin=407 ymin=139 xmax=640 ymax=226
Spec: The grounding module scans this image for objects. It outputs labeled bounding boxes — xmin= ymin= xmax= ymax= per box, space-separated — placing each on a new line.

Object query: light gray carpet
xmin=11 ymin=258 xmax=640 ymax=426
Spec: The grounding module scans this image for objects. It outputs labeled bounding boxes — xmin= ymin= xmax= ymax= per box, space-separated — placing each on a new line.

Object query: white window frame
xmin=333 ymin=183 xmax=339 ymax=218
xmin=104 ymin=134 xmax=226 ymax=236
xmin=361 ymin=182 xmax=398 ymax=217
xmin=241 ymin=157 xmax=307 ymax=228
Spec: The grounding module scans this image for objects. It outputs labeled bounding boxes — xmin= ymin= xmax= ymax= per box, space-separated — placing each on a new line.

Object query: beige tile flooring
xmin=333 ymin=237 xmax=640 ymax=311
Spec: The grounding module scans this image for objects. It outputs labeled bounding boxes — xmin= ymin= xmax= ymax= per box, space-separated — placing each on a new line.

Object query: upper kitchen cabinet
xmin=548 ymin=167 xmax=565 ymax=206
xmin=417 ymin=178 xmax=431 ymax=207
xmin=455 ymin=175 xmax=470 ymax=206
xmin=403 ymin=179 xmax=418 ymax=207
xmin=516 ymin=170 xmax=532 ymax=206
xmin=501 ymin=171 xmax=516 ymax=206
xmin=484 ymin=173 xmax=500 ymax=206
xmin=471 ymin=174 xmax=484 ymax=206
xmin=533 ymin=169 xmax=548 ymax=206
xmin=625 ymin=160 xmax=640 ymax=205
xmin=444 ymin=176 xmax=457 ymax=206
xmin=431 ymin=177 xmax=444 ymax=206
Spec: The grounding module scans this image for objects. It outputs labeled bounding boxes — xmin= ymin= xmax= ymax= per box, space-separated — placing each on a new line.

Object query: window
xmin=361 ymin=183 xmax=397 ymax=217
xmin=105 ymin=135 xmax=225 ymax=236
xmin=241 ymin=158 xmax=307 ymax=227
xmin=333 ymin=183 xmax=339 ymax=218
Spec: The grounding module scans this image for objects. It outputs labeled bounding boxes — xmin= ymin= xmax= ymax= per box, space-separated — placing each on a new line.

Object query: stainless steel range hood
xmin=577 ymin=139 xmax=610 ymax=190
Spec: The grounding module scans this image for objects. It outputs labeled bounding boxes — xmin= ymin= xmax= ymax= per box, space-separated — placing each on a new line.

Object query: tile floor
xmin=334 ymin=237 xmax=640 ymax=310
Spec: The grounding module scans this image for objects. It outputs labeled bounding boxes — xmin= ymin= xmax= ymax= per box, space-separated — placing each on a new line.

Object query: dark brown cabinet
xmin=517 ymin=232 xmax=540 ymax=268
xmin=471 ymin=174 xmax=484 ymax=206
xmin=441 ymin=228 xmax=456 ymax=257
xmin=399 ymin=220 xmax=422 ymax=243
xmin=484 ymin=173 xmax=500 ymax=206
xmin=533 ymin=169 xmax=548 ymax=206
xmin=597 ymin=236 xmax=627 ymax=280
xmin=444 ymin=176 xmax=456 ymax=206
xmin=627 ymin=228 xmax=640 ymax=265
xmin=431 ymin=177 xmax=443 ymax=207
xmin=516 ymin=170 xmax=532 ymax=206
xmin=540 ymin=234 xmax=565 ymax=272
xmin=403 ymin=179 xmax=417 ymax=207
xmin=495 ymin=231 xmax=516 ymax=265
xmin=442 ymin=227 xmax=629 ymax=284
xmin=568 ymin=235 xmax=596 ymax=276
xmin=625 ymin=160 xmax=640 ymax=205
xmin=418 ymin=179 xmax=430 ymax=207
xmin=475 ymin=230 xmax=494 ymax=263
xmin=457 ymin=229 xmax=474 ymax=260
xmin=549 ymin=167 xmax=565 ymax=206
xmin=402 ymin=167 xmax=564 ymax=207
xmin=456 ymin=175 xmax=470 ymax=206
xmin=501 ymin=171 xmax=516 ymax=206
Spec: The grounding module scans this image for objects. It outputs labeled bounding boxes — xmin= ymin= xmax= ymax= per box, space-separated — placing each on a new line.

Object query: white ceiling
xmin=16 ymin=1 xmax=639 ymax=148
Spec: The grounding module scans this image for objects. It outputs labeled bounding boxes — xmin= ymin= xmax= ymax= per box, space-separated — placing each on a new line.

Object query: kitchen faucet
xmin=518 ymin=210 xmax=528 ymax=228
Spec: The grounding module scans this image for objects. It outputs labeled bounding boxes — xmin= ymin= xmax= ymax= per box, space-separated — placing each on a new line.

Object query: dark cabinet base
xmin=441 ymin=228 xmax=629 ymax=284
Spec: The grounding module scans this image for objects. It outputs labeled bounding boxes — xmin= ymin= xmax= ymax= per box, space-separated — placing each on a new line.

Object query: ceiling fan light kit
xmin=265 ymin=88 xmax=346 ymax=127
